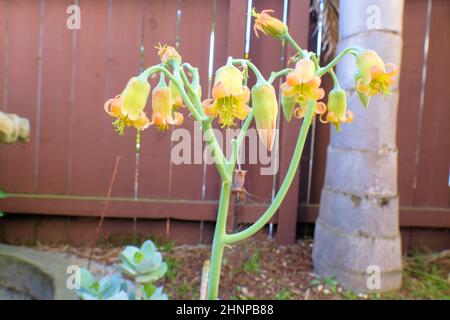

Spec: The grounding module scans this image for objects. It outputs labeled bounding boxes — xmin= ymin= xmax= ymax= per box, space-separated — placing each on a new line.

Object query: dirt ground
xmin=29 ymin=233 xmax=450 ymax=300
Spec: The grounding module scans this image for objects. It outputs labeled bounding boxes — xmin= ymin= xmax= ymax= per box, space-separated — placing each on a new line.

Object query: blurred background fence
xmin=0 ymin=0 xmax=448 ymax=250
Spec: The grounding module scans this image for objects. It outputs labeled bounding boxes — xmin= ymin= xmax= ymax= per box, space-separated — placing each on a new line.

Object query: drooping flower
xmin=202 ymin=65 xmax=251 ymax=127
xmin=252 ymin=9 xmax=288 ymax=40
xmin=252 ymin=82 xmax=278 ymax=151
xmin=280 ymin=59 xmax=327 ymax=122
xmin=156 ymin=43 xmax=182 ymax=66
xmin=169 ymin=80 xmax=183 ymax=110
xmin=104 ymin=77 xmax=151 ymax=135
xmin=354 ymin=49 xmax=397 ymax=107
xmin=325 ymin=88 xmax=353 ymax=131
xmin=150 ymin=75 xmax=184 ymax=132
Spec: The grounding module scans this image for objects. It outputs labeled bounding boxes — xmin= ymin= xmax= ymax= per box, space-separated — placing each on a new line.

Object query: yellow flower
xmin=150 ymin=79 xmax=184 ymax=132
xmin=325 ymin=88 xmax=353 ymax=131
xmin=202 ymin=65 xmax=251 ymax=127
xmin=104 ymin=95 xmax=150 ymax=135
xmin=252 ymin=82 xmax=278 ymax=151
xmin=156 ymin=44 xmax=182 ymax=66
xmin=354 ymin=50 xmax=397 ymax=106
xmin=120 ymin=77 xmax=151 ymax=121
xmin=252 ymin=9 xmax=288 ymax=40
xmin=104 ymin=77 xmax=151 ymax=135
xmin=280 ymin=59 xmax=327 ymax=122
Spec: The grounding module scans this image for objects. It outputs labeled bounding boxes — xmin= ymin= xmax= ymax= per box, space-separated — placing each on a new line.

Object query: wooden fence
xmin=0 ymin=0 xmax=448 ymax=249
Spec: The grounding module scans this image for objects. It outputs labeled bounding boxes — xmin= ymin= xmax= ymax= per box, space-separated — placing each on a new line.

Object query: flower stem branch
xmin=268 ymin=68 xmax=294 ymax=84
xmin=231 ymin=59 xmax=266 ymax=83
xmin=223 ymin=100 xmax=315 ymax=245
xmin=141 ymin=65 xmax=205 ymax=121
xmin=317 ymin=46 xmax=362 ymax=77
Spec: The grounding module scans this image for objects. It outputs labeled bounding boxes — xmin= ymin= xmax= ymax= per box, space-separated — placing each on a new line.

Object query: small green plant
xmin=275 ymin=288 xmax=293 ymax=300
xmin=243 ymin=251 xmax=261 ymax=274
xmin=76 ymin=239 xmax=168 ymax=300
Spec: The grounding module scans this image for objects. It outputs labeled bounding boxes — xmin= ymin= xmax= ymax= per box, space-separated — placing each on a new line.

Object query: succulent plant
xmin=119 ymin=240 xmax=168 ymax=284
xmin=77 ymin=268 xmax=129 ymax=300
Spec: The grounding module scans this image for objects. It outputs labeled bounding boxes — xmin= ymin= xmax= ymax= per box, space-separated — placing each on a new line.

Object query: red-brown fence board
xmin=139 ymin=0 xmax=179 ymax=200
xmin=103 ymin=0 xmax=144 ymax=198
xmin=38 ymin=0 xmax=73 ymax=195
xmin=70 ymin=0 xmax=109 ymax=196
xmin=412 ymin=0 xmax=450 ymax=208
xmin=0 ymin=0 xmax=40 ymax=193
xmin=396 ymin=0 xmax=428 ymax=207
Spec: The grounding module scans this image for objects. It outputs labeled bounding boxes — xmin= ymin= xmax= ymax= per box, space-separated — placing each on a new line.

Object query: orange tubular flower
xmin=150 ymin=76 xmax=184 ymax=132
xmin=325 ymin=88 xmax=353 ymax=131
xmin=252 ymin=9 xmax=288 ymax=40
xmin=354 ymin=50 xmax=397 ymax=107
xmin=104 ymin=77 xmax=151 ymax=135
xmin=280 ymin=58 xmax=327 ymax=122
xmin=202 ymin=65 xmax=251 ymax=127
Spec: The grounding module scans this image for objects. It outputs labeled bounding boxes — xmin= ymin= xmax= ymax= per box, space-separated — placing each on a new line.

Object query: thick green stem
xmin=284 ymin=32 xmax=307 ymax=58
xmin=317 ymin=46 xmax=362 ymax=77
xmin=207 ymin=182 xmax=231 ymax=300
xmin=140 ymin=65 xmax=205 ymax=121
xmin=223 ymin=101 xmax=315 ymax=244
xmin=202 ymin=119 xmax=230 ymax=182
xmin=268 ymin=68 xmax=294 ymax=84
xmin=227 ymin=111 xmax=254 ymax=171
xmin=231 ymin=59 xmax=265 ymax=83
xmin=179 ymin=67 xmax=205 ymax=116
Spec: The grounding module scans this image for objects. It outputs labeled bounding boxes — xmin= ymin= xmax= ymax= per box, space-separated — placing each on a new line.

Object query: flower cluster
xmin=104 ymin=9 xmax=398 ymax=145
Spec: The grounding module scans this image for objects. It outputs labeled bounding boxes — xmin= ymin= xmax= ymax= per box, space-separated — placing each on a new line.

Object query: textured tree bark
xmin=313 ymin=0 xmax=404 ymax=292
xmin=0 ymin=112 xmax=30 ymax=144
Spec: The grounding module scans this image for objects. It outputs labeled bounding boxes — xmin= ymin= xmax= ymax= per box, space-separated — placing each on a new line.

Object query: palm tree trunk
xmin=313 ymin=0 xmax=404 ymax=292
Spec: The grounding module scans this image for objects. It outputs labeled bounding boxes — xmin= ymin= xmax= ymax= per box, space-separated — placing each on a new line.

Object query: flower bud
xmin=252 ymin=82 xmax=278 ymax=151
xmin=157 ymin=44 xmax=182 ymax=66
xmin=252 ymin=9 xmax=288 ymax=40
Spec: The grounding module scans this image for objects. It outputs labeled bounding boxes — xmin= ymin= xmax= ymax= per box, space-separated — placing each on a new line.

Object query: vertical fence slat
xmin=0 ymin=0 xmax=6 ymax=113
xmin=70 ymin=0 xmax=109 ymax=196
xmin=412 ymin=0 xmax=450 ymax=208
xmin=103 ymin=0 xmax=143 ymax=198
xmin=138 ymin=0 xmax=178 ymax=199
xmin=38 ymin=0 xmax=73 ymax=194
xmin=397 ymin=0 xmax=428 ymax=207
xmin=244 ymin=0 xmax=284 ymax=202
xmin=276 ymin=0 xmax=310 ymax=244
xmin=170 ymin=0 xmax=213 ymax=200
xmin=0 ymin=0 xmax=40 ymax=193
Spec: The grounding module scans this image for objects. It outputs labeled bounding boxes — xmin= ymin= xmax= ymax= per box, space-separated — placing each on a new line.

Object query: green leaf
xmin=0 ymin=190 xmax=7 ymax=199
xmin=142 ymin=283 xmax=156 ymax=298
xmin=0 ymin=212 xmax=4 ymax=218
